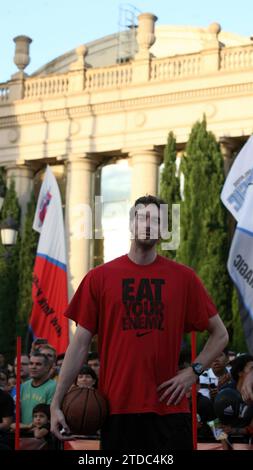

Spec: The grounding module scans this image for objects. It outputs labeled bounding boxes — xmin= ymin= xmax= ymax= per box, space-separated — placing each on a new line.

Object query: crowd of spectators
xmin=0 ymin=344 xmax=100 ymax=450
xmin=1 ymin=342 xmax=253 ymax=450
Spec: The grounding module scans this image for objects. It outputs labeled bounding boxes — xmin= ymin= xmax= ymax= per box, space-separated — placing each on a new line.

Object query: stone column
xmin=93 ymin=167 xmax=103 ymax=267
xmin=201 ymin=23 xmax=222 ymax=73
xmin=68 ymin=45 xmax=88 ymax=93
xmin=6 ymin=164 xmax=34 ymax=227
xmin=65 ymin=155 xmax=97 ymax=300
xmin=129 ymin=148 xmax=162 ymax=203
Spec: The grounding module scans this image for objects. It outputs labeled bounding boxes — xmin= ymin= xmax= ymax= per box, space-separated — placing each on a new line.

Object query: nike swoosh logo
xmin=136 ymin=331 xmax=152 ymax=337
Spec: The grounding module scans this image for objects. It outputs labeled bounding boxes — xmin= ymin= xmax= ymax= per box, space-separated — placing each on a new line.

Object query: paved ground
xmin=64 ymin=440 xmax=253 ymax=451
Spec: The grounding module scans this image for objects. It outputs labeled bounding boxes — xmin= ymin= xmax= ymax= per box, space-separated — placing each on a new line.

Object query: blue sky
xmin=1 ymin=0 xmax=253 ymax=82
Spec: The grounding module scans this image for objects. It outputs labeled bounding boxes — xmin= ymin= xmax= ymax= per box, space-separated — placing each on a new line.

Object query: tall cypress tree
xmin=0 ymin=180 xmax=21 ymax=360
xmin=231 ymin=288 xmax=247 ymax=352
xmin=177 ymin=118 xmax=232 ymax=333
xmin=17 ymin=192 xmax=38 ymax=344
xmin=159 ymin=131 xmax=181 ymax=259
xmin=0 ymin=167 xmax=5 ymax=197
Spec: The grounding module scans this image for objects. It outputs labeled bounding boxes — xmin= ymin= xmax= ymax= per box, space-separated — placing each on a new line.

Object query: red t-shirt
xmin=65 ymin=254 xmax=217 ymax=415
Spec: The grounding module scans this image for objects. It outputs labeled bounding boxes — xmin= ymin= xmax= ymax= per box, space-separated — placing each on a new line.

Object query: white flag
xmin=221 ymin=135 xmax=253 ymax=221
xmin=222 ymin=136 xmax=253 ymax=354
xmin=33 ymin=165 xmax=66 ymax=265
xmin=30 ymin=165 xmax=69 ymax=354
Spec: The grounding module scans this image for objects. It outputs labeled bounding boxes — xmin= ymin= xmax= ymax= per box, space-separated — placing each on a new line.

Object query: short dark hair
xmin=134 ymin=195 xmax=165 ymax=208
xmin=30 ymin=352 xmax=50 ymax=367
xmin=56 ymin=353 xmax=65 ymax=362
xmin=230 ymin=354 xmax=253 ymax=383
xmin=88 ymin=352 xmax=99 ymax=361
xmin=39 ymin=345 xmax=56 ymax=359
xmin=33 ymin=403 xmax=50 ymax=420
xmin=78 ymin=365 xmax=98 ymax=381
xmin=129 ymin=195 xmax=166 ymax=222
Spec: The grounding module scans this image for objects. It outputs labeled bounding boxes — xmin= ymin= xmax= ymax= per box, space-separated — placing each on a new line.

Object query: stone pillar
xmin=201 ymin=23 xmax=222 ymax=73
xmin=129 ymin=148 xmax=162 ymax=203
xmin=68 ymin=45 xmax=88 ymax=93
xmin=93 ymin=167 xmax=103 ymax=267
xmin=6 ymin=164 xmax=34 ymax=227
xmin=65 ymin=155 xmax=97 ymax=300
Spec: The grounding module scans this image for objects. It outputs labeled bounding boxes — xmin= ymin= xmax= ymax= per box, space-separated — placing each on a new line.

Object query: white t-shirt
xmin=199 ymin=367 xmax=230 ymax=399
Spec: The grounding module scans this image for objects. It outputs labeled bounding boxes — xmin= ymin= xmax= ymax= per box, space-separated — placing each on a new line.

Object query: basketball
xmin=62 ymin=385 xmax=108 ymax=435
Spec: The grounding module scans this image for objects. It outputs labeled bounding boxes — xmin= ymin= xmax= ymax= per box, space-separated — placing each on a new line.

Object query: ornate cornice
xmin=0 ymin=81 xmax=253 ymax=128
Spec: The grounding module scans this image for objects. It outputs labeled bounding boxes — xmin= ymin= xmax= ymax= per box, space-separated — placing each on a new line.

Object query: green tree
xmin=231 ymin=288 xmax=248 ymax=352
xmin=0 ymin=180 xmax=21 ymax=360
xmin=177 ymin=118 xmax=232 ymax=331
xmin=159 ymin=131 xmax=181 ymax=259
xmin=0 ymin=167 xmax=5 ymax=196
xmin=17 ymin=193 xmax=38 ymax=344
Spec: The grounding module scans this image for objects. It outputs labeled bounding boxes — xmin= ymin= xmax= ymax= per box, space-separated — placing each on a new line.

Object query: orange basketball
xmin=62 ymin=385 xmax=108 ymax=435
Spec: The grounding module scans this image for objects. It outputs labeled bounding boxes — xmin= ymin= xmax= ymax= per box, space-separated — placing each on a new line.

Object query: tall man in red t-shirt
xmin=51 ymin=195 xmax=228 ymax=450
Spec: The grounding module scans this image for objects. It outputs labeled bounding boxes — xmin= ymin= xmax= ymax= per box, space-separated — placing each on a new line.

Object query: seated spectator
xmin=7 ymin=375 xmax=16 ymax=397
xmin=14 ymin=354 xmax=30 ymax=383
xmin=30 ymin=338 xmax=48 ymax=355
xmin=39 ymin=345 xmax=57 ymax=380
xmin=76 ymin=365 xmax=98 ymax=389
xmin=56 ymin=354 xmax=65 ymax=374
xmin=228 ymin=350 xmax=236 ymax=364
xmin=186 ymin=379 xmax=215 ymax=442
xmin=11 ymin=352 xmax=56 ymax=430
xmin=0 ymin=387 xmax=14 ymax=449
xmin=10 ymin=355 xmax=30 ymax=414
xmin=0 ymin=353 xmax=14 ymax=376
xmin=32 ymin=403 xmax=51 ymax=440
xmin=217 ymin=354 xmax=253 ymax=443
xmin=199 ymin=348 xmax=231 ymax=400
xmin=0 ymin=369 xmax=8 ymax=392
xmin=87 ymin=352 xmax=100 ymax=379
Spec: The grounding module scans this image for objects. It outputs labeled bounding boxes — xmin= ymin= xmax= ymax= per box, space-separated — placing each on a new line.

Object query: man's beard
xmin=135 ymin=237 xmax=158 ymax=249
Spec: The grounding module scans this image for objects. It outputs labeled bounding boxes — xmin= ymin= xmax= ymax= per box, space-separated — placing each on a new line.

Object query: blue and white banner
xmin=222 ymin=136 xmax=253 ymax=354
xmin=221 ymin=135 xmax=253 ymax=221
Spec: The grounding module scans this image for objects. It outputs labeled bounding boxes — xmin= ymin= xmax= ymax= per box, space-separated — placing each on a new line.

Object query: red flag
xmin=29 ymin=166 xmax=69 ymax=354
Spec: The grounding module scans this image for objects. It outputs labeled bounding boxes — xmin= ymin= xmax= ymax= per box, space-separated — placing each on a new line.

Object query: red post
xmin=15 ymin=336 xmax=21 ymax=451
xmin=191 ymin=331 xmax=198 ymax=450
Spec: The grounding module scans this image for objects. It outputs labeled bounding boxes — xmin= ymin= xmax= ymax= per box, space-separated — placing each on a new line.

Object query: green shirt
xmin=21 ymin=378 xmax=56 ymax=424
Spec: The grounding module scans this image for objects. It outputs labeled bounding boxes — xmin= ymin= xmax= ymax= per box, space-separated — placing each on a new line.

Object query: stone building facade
xmin=0 ymin=12 xmax=253 ymax=298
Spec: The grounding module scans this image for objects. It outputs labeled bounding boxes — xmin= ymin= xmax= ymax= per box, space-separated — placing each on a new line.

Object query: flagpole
xmin=15 ymin=336 xmax=21 ymax=451
xmin=191 ymin=331 xmax=198 ymax=450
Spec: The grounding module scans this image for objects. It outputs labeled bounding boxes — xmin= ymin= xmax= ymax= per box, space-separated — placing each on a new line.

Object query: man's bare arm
xmin=192 ymin=314 xmax=229 ymax=369
xmin=158 ymin=314 xmax=229 ymax=405
xmin=50 ymin=325 xmax=92 ymax=439
xmin=241 ymin=369 xmax=253 ymax=403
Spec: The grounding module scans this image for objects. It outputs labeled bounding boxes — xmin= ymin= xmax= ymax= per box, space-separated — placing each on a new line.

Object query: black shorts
xmin=101 ymin=413 xmax=192 ymax=451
